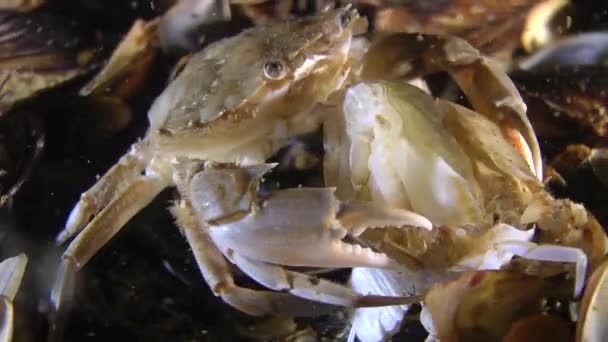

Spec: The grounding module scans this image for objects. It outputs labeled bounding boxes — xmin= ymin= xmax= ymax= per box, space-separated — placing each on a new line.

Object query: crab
xmin=321 ymin=76 xmax=607 ymax=341
xmin=0 ymin=254 xmax=27 ymax=342
xmin=50 ymin=4 xmax=606 ymax=339
xmin=50 ymin=6 xmax=441 ymax=327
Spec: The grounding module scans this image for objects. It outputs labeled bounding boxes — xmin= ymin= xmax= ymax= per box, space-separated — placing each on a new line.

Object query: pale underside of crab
xmin=322 ymin=80 xmax=607 ymax=341
xmin=0 ymin=254 xmax=27 ymax=342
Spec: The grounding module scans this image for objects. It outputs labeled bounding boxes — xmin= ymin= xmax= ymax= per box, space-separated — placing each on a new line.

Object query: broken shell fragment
xmin=576 ymin=258 xmax=608 ymax=342
xmin=80 ymin=19 xmax=159 ymax=100
xmin=0 ymin=254 xmax=28 ymax=342
xmin=519 ymin=32 xmax=608 ymax=71
xmin=159 ymin=0 xmax=232 ymax=52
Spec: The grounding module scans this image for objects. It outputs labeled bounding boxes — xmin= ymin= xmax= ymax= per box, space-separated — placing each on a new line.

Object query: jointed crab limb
xmin=62 ymin=167 xmax=170 ymax=268
xmin=49 ymin=256 xmax=76 ymax=315
xmin=57 ymin=142 xmax=151 ymax=244
xmin=204 ymin=185 xmax=430 ymax=269
xmin=51 ymin=163 xmax=170 ymax=319
xmin=335 ymin=201 xmax=433 ymax=236
xmin=181 ymin=164 xmax=430 ymax=311
xmin=231 ymin=253 xmax=424 ymax=308
xmin=173 ymin=200 xmax=338 ymax=317
xmin=447 ymin=58 xmax=542 ymax=178
xmin=495 ymin=241 xmax=588 ymax=298
xmin=176 ymin=193 xmax=424 ymax=312
xmin=0 ymin=254 xmax=27 ymax=342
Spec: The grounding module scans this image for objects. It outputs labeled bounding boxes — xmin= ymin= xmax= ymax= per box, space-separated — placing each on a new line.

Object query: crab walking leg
xmin=447 ymin=57 xmax=542 ymax=179
xmin=0 ymin=254 xmax=28 ymax=342
xmin=56 ymin=142 xmax=151 ymax=244
xmin=173 ymin=201 xmax=338 ymax=317
xmin=495 ymin=241 xmax=588 ymax=298
xmin=51 ymin=167 xmax=170 ymax=310
xmin=231 ymin=253 xmax=425 ymax=308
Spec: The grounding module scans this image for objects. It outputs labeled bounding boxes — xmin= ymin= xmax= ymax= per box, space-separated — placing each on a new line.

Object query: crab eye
xmin=337 ymin=11 xmax=351 ymax=28
xmin=263 ymin=60 xmax=287 ymax=80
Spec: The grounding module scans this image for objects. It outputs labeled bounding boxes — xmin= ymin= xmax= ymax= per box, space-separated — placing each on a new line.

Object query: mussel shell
xmin=0 ymin=10 xmax=99 ymax=114
xmin=511 ymin=66 xmax=608 ymax=139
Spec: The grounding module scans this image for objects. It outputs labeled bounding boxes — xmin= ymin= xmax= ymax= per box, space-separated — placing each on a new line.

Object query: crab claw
xmin=202 ymin=186 xmax=430 ymax=271
xmin=335 ymin=200 xmax=432 ymax=236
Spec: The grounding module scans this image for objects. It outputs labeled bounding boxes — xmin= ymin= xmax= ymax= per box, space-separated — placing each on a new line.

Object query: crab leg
xmin=51 ymin=164 xmax=170 ymax=313
xmin=0 ymin=254 xmax=27 ymax=342
xmin=56 ymin=142 xmax=151 ymax=244
xmin=231 ymin=253 xmax=424 ymax=308
xmin=494 ymin=241 xmax=588 ymax=298
xmin=180 ymin=172 xmax=429 ymax=312
xmin=447 ymin=57 xmax=542 ymax=179
xmin=173 ymin=200 xmax=338 ymax=317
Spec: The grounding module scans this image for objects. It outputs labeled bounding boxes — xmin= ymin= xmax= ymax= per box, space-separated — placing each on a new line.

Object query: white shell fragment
xmin=0 ymin=254 xmax=28 ymax=342
xmin=0 ymin=254 xmax=27 ymax=301
xmin=576 ymin=259 xmax=608 ymax=342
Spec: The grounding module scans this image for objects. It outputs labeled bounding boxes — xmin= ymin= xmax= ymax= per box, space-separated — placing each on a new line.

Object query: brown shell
xmin=0 ymin=10 xmax=98 ymax=114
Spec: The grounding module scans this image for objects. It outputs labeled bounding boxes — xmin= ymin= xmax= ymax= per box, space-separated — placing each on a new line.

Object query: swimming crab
xmin=51 ymin=4 xmax=606 ymax=339
xmin=51 ymin=6 xmax=439 ymax=323
xmin=322 ymin=79 xmax=607 ymax=341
